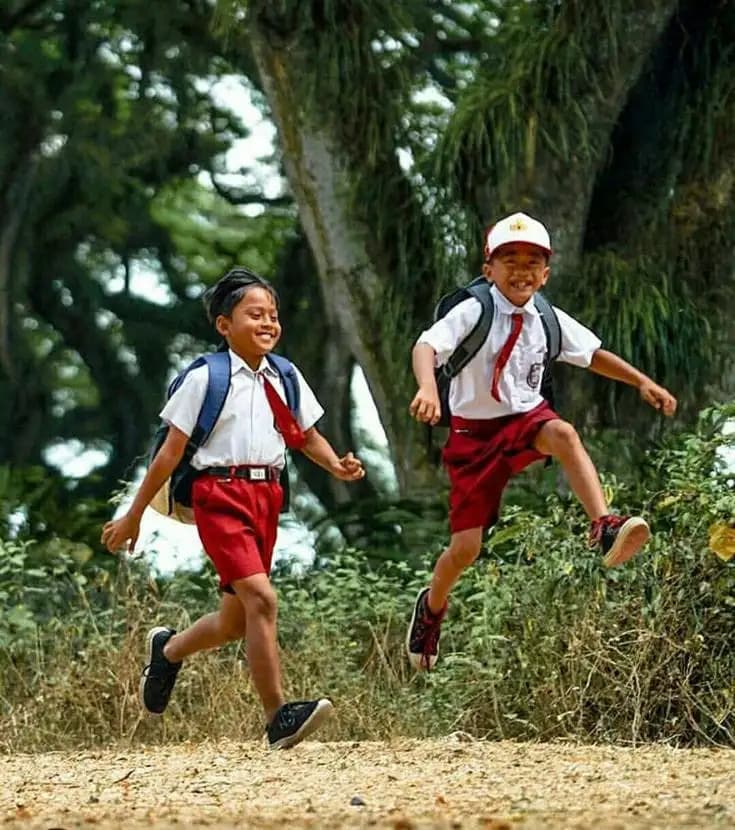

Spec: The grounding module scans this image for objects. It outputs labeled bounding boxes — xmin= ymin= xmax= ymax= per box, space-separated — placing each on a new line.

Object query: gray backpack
xmin=433 ymin=277 xmax=562 ymax=426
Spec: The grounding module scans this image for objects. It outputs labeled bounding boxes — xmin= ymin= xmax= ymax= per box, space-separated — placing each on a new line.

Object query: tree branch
xmin=210 ymin=174 xmax=291 ymax=207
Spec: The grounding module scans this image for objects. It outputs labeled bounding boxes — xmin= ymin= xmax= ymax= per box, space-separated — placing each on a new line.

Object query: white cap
xmin=484 ymin=212 xmax=552 ymax=259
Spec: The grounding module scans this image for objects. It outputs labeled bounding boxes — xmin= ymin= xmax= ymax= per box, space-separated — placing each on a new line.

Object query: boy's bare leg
xmin=534 ymin=419 xmax=607 ymax=519
xmin=163 ymin=592 xmax=247 ymax=663
xmin=407 ymin=527 xmax=483 ymax=670
xmin=231 ymin=573 xmax=285 ymax=723
xmin=534 ymin=418 xmax=649 ymax=566
xmin=428 ymin=527 xmax=484 ymax=613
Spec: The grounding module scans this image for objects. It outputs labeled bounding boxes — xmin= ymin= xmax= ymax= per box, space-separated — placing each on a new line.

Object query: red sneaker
xmin=590 ymin=515 xmax=650 ymax=567
xmin=406 ymin=588 xmax=447 ymax=671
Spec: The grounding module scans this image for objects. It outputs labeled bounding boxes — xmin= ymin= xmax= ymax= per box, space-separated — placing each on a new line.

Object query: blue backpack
xmin=433 ymin=277 xmax=562 ymax=426
xmin=149 ymin=350 xmax=300 ymax=521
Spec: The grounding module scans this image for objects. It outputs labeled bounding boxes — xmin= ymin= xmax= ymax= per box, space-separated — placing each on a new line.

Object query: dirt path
xmin=1 ymin=738 xmax=732 ymax=829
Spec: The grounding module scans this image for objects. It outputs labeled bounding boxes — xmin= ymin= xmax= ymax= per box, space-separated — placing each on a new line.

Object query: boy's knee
xmin=448 ymin=534 xmax=483 ymax=569
xmin=240 ymin=582 xmax=278 ymax=620
xmin=540 ymin=419 xmax=581 ymax=456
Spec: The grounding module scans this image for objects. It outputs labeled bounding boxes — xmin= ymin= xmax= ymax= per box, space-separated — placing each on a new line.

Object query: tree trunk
xmin=249 ymin=28 xmax=441 ymax=496
xmin=474 ymin=0 xmax=680 ymax=275
xmin=276 ymin=238 xmax=378 ymax=515
xmin=0 ymin=156 xmax=36 ymax=380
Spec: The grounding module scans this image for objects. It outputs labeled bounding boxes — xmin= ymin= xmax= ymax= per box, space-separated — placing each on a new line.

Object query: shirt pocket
xmin=518 ymin=346 xmax=546 ymax=398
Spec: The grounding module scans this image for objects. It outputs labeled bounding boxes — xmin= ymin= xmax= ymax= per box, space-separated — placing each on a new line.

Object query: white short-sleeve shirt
xmin=416 ymin=284 xmax=601 ymax=419
xmin=159 ymin=350 xmax=324 ymax=470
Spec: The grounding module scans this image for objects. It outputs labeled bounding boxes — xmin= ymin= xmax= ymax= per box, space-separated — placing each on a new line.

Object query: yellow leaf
xmin=709 ymin=522 xmax=735 ymax=562
xmin=602 ymin=483 xmax=616 ymax=505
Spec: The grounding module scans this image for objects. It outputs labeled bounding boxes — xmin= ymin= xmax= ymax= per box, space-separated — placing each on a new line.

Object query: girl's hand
xmin=639 ymin=380 xmax=677 ymax=416
xmin=330 ymin=452 xmax=366 ymax=481
xmin=101 ymin=513 xmax=141 ymax=554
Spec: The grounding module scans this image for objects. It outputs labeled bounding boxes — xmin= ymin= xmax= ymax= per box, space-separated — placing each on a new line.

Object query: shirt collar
xmin=228 ymin=349 xmax=278 ymax=378
xmin=490 ymin=283 xmax=539 ymax=317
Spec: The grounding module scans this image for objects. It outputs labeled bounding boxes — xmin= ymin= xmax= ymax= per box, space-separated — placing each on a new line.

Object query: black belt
xmin=200 ymin=465 xmax=281 ymax=482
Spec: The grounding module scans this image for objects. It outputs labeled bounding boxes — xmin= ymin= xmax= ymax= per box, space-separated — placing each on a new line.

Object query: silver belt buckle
xmin=249 ymin=467 xmax=267 ymax=481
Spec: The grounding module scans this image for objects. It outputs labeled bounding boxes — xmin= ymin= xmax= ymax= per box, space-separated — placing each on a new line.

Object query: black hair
xmin=202 ymin=267 xmax=280 ymax=325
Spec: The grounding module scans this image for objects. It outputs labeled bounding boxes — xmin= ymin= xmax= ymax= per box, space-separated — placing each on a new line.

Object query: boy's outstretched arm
xmin=409 ymin=343 xmax=441 ymax=424
xmin=100 ymin=426 xmax=189 ymax=554
xmin=589 ymin=349 xmax=677 ymax=415
xmin=301 ymin=428 xmax=365 ymax=481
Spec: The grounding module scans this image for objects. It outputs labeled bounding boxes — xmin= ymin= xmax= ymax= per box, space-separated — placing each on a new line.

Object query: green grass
xmin=1 ymin=406 xmax=733 ymax=752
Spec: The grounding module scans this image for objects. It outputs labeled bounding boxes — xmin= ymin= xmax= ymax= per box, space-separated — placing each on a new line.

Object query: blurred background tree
xmin=0 ymin=0 xmax=295 ymax=545
xmin=234 ymin=0 xmax=734 ymax=487
xmin=1 ymin=0 xmax=733 ymax=556
xmin=2 ymin=1 xmax=733 ymax=751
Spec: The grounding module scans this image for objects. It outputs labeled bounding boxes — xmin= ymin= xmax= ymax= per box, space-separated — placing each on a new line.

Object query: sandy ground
xmin=1 ymin=737 xmax=732 ymax=829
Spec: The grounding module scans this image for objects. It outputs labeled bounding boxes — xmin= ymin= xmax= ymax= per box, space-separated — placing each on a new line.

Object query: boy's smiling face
xmin=215 ymin=285 xmax=281 ymax=364
xmin=483 ymin=242 xmax=550 ymax=307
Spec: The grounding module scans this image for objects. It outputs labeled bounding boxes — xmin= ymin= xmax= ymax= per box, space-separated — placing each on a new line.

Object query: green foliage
xmin=217 ymin=0 xmax=735 ymax=493
xmin=307 ymin=493 xmax=448 ymax=564
xmin=435 ymin=0 xmax=735 ymax=417
xmin=0 ymin=1 xmax=294 ymax=498
xmin=559 ymin=251 xmax=720 ymax=425
xmin=4 ymin=0 xmax=733 ymax=527
xmin=437 ymin=1 xmax=605 ymax=196
xmin=0 ymin=465 xmax=106 ymax=551
xmin=1 ymin=405 xmax=733 ymax=751
xmin=240 ymin=0 xmax=504 ymax=359
xmin=0 ymin=539 xmax=95 ymax=657
xmin=151 ymin=179 xmax=295 ymax=283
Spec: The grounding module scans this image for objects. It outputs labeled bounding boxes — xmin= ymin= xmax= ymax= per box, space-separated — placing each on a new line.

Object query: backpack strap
xmin=439 ymin=278 xmax=496 ymax=382
xmin=174 ymin=351 xmax=232 ymax=449
xmin=533 ymin=292 xmax=562 ymax=362
xmin=266 ymin=353 xmax=301 ymax=415
xmin=160 ymin=351 xmax=231 ymax=512
xmin=437 ymin=281 xmax=561 ymax=381
xmin=533 ymin=292 xmax=561 ymax=415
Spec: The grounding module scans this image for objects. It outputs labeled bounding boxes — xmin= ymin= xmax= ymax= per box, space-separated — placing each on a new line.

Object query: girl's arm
xmin=301 ymin=427 xmax=365 ymax=481
xmin=101 ymin=425 xmax=189 ymax=553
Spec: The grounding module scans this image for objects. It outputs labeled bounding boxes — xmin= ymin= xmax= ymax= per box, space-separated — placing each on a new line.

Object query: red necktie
xmin=263 ymin=376 xmax=307 ymax=450
xmin=491 ymin=313 xmax=524 ymax=402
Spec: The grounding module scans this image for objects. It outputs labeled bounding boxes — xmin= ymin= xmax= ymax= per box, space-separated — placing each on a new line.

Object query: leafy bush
xmin=0 ymin=406 xmax=733 ymax=751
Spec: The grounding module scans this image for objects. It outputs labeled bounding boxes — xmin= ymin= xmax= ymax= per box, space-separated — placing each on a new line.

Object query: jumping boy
xmin=406 ymin=212 xmax=677 ymax=671
xmin=102 ymin=268 xmax=365 ymax=747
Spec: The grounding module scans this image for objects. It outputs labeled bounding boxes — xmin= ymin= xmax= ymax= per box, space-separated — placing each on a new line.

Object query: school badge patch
xmin=526 ymin=363 xmax=542 ymax=389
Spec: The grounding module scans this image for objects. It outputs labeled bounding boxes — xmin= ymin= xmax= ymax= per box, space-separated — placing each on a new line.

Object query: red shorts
xmin=443 ymin=401 xmax=559 ymax=534
xmin=192 ymin=475 xmax=283 ymax=591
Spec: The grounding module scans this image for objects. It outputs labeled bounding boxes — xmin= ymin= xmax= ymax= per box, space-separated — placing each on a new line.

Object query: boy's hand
xmin=101 ymin=513 xmax=141 ymax=554
xmin=639 ymin=380 xmax=677 ymax=415
xmin=330 ymin=452 xmax=366 ymax=481
xmin=409 ymin=385 xmax=441 ymax=425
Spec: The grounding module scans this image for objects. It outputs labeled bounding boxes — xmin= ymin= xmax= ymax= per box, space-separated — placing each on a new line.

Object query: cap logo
xmin=509 ymin=218 xmax=527 ymax=231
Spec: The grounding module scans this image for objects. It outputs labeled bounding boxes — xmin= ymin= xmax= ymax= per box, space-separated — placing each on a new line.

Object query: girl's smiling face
xmin=483 ymin=242 xmax=550 ymax=307
xmin=215 ymin=285 xmax=281 ymax=364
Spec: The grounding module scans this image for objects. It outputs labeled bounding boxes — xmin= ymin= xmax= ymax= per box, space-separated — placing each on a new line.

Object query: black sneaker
xmin=406 ymin=588 xmax=447 ymax=671
xmin=139 ymin=626 xmax=182 ymax=715
xmin=590 ymin=515 xmax=650 ymax=567
xmin=266 ymin=699 xmax=334 ymax=750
